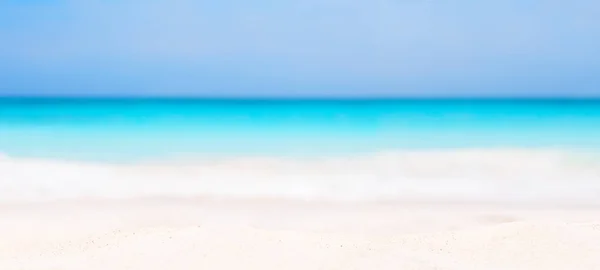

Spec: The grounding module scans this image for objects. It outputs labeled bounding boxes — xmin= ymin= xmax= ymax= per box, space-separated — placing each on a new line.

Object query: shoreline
xmin=2 ymin=149 xmax=600 ymax=205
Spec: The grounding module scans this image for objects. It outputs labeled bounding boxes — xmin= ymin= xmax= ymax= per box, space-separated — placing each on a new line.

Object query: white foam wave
xmin=1 ymin=149 xmax=600 ymax=204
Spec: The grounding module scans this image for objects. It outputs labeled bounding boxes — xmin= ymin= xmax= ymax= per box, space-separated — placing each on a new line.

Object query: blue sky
xmin=0 ymin=0 xmax=599 ymax=97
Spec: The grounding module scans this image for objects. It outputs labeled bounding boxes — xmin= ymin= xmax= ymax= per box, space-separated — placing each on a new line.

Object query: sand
xmin=1 ymin=199 xmax=599 ymax=270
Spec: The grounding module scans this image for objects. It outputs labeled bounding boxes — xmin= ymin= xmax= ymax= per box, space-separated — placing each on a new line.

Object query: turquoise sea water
xmin=1 ymin=98 xmax=600 ymax=162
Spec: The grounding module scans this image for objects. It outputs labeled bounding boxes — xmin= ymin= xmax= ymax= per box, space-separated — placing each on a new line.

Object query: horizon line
xmin=1 ymin=95 xmax=600 ymax=100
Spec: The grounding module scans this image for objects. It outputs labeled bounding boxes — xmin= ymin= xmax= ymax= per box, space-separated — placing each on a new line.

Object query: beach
xmin=3 ymin=0 xmax=599 ymax=265
xmin=1 ymin=199 xmax=600 ymax=270
xmin=2 ymin=99 xmax=600 ymax=269
xmin=1 ymin=151 xmax=600 ymax=269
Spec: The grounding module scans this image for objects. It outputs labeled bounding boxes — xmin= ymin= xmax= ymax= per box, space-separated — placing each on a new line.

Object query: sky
xmin=0 ymin=0 xmax=599 ymax=97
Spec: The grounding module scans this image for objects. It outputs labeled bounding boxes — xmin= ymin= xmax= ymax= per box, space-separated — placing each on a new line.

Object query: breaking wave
xmin=1 ymin=149 xmax=600 ymax=204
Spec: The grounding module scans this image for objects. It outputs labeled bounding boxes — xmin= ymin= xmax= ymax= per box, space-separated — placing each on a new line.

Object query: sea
xmin=1 ymin=98 xmax=600 ymax=204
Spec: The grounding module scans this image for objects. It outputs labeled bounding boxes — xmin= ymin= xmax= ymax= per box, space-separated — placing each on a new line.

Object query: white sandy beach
xmin=2 ymin=151 xmax=600 ymax=269
xmin=1 ymin=199 xmax=600 ymax=270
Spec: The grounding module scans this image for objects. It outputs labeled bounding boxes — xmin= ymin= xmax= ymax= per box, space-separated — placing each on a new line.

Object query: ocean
xmin=1 ymin=98 xmax=600 ymax=203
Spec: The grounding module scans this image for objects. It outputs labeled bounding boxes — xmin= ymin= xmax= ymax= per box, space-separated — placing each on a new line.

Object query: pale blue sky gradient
xmin=1 ymin=0 xmax=599 ymax=97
